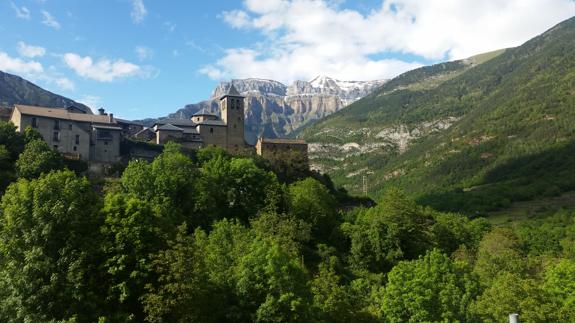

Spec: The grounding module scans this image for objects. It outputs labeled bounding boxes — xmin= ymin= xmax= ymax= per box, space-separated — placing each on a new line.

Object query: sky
xmin=1 ymin=0 xmax=575 ymax=120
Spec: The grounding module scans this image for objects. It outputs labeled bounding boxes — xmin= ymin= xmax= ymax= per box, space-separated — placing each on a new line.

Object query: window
xmin=73 ymin=146 xmax=77 ymax=151
xmin=52 ymin=131 xmax=60 ymax=142
xmin=75 ymin=135 xmax=80 ymax=145
xmin=69 ymin=124 xmax=73 ymax=130
xmin=210 ymin=127 xmax=214 ymax=134
xmin=54 ymin=120 xmax=60 ymax=130
xmin=233 ymin=124 xmax=237 ymax=129
xmin=231 ymin=100 xmax=235 ymax=109
xmin=31 ymin=117 xmax=38 ymax=128
xmin=53 ymin=145 xmax=58 ymax=150
xmin=238 ymin=116 xmax=242 ymax=121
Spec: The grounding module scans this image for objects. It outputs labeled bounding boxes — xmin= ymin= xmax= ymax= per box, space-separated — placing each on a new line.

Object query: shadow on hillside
xmin=417 ymin=140 xmax=575 ymax=216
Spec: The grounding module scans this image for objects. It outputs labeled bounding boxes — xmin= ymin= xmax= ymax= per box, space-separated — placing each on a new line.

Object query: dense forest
xmin=0 ymin=120 xmax=574 ymax=322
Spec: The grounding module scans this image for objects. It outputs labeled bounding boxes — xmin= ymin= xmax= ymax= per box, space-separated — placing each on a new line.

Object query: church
xmin=146 ymin=84 xmax=249 ymax=154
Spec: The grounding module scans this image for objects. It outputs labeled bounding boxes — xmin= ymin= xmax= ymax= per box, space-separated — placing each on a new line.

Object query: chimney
xmin=108 ymin=113 xmax=114 ymax=123
xmin=98 ymin=108 xmax=106 ymax=115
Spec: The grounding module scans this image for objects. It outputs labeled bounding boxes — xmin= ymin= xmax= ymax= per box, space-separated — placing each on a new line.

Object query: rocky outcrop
xmin=166 ymin=77 xmax=386 ymax=144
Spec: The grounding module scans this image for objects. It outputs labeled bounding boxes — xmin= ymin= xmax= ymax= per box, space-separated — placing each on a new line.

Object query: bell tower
xmin=220 ymin=83 xmax=245 ymax=152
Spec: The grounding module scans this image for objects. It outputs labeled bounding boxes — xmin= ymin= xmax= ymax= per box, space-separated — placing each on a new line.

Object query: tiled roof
xmin=15 ymin=104 xmax=115 ymax=124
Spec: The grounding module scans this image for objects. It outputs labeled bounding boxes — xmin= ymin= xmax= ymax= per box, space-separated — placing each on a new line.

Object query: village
xmin=6 ymin=84 xmax=309 ymax=173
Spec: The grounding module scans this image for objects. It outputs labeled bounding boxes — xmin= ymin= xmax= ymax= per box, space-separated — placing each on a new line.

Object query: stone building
xmin=151 ymin=84 xmax=248 ymax=154
xmin=255 ymin=137 xmax=309 ymax=167
xmin=10 ymin=104 xmax=122 ymax=163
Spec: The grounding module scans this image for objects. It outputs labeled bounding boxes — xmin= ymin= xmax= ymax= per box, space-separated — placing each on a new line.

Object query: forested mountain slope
xmin=0 ymin=71 xmax=91 ymax=113
xmin=301 ymin=16 xmax=575 ymax=214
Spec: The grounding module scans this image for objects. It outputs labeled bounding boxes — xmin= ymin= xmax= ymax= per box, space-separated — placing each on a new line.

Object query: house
xmin=255 ymin=137 xmax=309 ymax=167
xmin=151 ymin=84 xmax=249 ymax=154
xmin=10 ymin=104 xmax=122 ymax=163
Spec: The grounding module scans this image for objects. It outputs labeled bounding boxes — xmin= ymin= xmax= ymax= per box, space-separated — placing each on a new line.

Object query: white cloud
xmin=221 ymin=10 xmax=251 ymax=29
xmin=205 ymin=0 xmax=575 ymax=83
xmin=0 ymin=50 xmax=74 ymax=91
xmin=77 ymin=95 xmax=101 ymax=109
xmin=135 ymin=46 xmax=154 ymax=61
xmin=0 ymin=51 xmax=43 ymax=74
xmin=62 ymin=53 xmax=152 ymax=82
xmin=17 ymin=41 xmax=46 ymax=58
xmin=11 ymin=2 xmax=30 ymax=19
xmin=41 ymin=10 xmax=61 ymax=29
xmin=130 ymin=0 xmax=147 ymax=24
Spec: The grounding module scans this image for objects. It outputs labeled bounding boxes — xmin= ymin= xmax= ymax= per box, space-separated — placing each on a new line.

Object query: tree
xmin=381 ymin=249 xmax=480 ymax=322
xmin=121 ymin=142 xmax=198 ymax=227
xmin=142 ymin=225 xmax=216 ymax=323
xmin=235 ymin=239 xmax=315 ymax=322
xmin=0 ymin=121 xmax=25 ymax=161
xmin=471 ymin=272 xmax=559 ymax=322
xmin=15 ymin=139 xmax=64 ymax=179
xmin=288 ymin=178 xmax=338 ymax=242
xmin=311 ymin=255 xmax=358 ymax=323
xmin=344 ymin=189 xmax=433 ymax=273
xmin=100 ymin=193 xmax=170 ymax=321
xmin=543 ymin=259 xmax=575 ymax=320
xmin=0 ymin=170 xmax=103 ymax=322
xmin=196 ymin=156 xmax=280 ymax=223
xmin=473 ymin=228 xmax=527 ymax=286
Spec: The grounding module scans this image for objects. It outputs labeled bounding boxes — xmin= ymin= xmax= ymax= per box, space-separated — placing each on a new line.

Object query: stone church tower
xmin=220 ymin=83 xmax=246 ymax=152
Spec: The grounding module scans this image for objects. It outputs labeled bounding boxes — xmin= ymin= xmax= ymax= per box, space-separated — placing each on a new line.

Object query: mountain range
xmin=159 ymin=76 xmax=386 ymax=144
xmin=299 ymin=16 xmax=575 ymax=214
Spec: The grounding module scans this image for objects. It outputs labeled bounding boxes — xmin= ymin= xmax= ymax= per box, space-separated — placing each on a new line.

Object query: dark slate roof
xmin=157 ymin=124 xmax=184 ymax=131
xmin=92 ymin=124 xmax=123 ymax=130
xmin=192 ymin=108 xmax=216 ymax=117
xmin=153 ymin=118 xmax=196 ymax=127
xmin=220 ymin=83 xmax=244 ymax=99
xmin=196 ymin=120 xmax=226 ymax=126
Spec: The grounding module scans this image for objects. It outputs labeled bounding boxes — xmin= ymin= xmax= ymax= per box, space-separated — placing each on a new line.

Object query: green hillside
xmin=301 ymin=17 xmax=575 ymax=214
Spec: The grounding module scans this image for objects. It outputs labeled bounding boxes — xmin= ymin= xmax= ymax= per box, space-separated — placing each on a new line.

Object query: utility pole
xmin=362 ymin=174 xmax=368 ymax=196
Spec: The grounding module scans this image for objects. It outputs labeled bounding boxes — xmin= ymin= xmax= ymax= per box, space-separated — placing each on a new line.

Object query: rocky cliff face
xmin=167 ymin=76 xmax=386 ymax=144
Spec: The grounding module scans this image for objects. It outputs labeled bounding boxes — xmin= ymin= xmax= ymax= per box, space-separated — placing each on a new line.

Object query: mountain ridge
xmin=300 ymin=16 xmax=575 ymax=214
xmin=0 ymin=71 xmax=91 ymax=114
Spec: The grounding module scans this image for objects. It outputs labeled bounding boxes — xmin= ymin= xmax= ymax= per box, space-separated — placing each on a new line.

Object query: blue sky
xmin=1 ymin=1 xmax=575 ymax=120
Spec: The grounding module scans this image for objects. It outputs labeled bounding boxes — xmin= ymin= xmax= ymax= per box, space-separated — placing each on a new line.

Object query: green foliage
xmin=0 ymin=121 xmax=25 ymax=191
xmin=236 ymin=239 xmax=314 ymax=323
xmin=16 ymin=139 xmax=64 ymax=179
xmin=543 ymin=259 xmax=575 ymax=320
xmin=471 ymin=272 xmax=559 ymax=322
xmin=0 ymin=170 xmax=103 ymax=322
xmin=142 ymin=225 xmax=216 ymax=323
xmin=344 ymin=189 xmax=433 ymax=273
xmin=196 ymin=155 xmax=280 ymax=223
xmin=288 ymin=178 xmax=338 ymax=242
xmin=473 ymin=228 xmax=527 ymax=286
xmin=381 ymin=249 xmax=480 ymax=322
